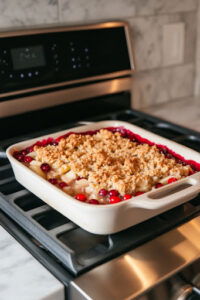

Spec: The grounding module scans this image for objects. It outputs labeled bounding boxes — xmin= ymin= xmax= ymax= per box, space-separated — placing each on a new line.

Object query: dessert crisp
xmin=13 ymin=127 xmax=196 ymax=205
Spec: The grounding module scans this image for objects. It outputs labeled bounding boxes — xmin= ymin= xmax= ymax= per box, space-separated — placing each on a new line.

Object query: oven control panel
xmin=0 ymin=25 xmax=131 ymax=94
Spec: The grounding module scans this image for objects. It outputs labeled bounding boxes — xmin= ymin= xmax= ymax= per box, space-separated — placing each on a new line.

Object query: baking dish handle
xmin=127 ymin=182 xmax=200 ymax=210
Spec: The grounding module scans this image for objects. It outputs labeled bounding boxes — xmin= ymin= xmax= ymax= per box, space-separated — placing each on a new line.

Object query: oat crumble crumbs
xmin=28 ymin=129 xmax=193 ymax=201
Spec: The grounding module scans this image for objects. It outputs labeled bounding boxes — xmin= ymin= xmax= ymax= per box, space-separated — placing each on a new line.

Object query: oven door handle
xmin=171 ymin=275 xmax=200 ymax=300
xmin=172 ymin=286 xmax=200 ymax=300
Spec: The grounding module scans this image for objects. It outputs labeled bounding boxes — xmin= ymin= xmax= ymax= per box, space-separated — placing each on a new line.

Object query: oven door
xmin=137 ymin=260 xmax=200 ymax=300
xmin=69 ymin=217 xmax=200 ymax=300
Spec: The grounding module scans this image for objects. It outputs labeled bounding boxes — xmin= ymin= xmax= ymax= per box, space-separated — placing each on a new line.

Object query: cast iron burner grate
xmin=0 ymin=109 xmax=199 ymax=276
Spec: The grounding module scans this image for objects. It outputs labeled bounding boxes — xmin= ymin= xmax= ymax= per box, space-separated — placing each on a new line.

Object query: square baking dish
xmin=6 ymin=121 xmax=200 ymax=234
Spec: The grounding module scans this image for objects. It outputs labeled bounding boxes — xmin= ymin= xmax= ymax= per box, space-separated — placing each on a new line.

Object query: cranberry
xmin=40 ymin=138 xmax=53 ymax=146
xmin=108 ymin=189 xmax=119 ymax=197
xmin=166 ymin=153 xmax=173 ymax=159
xmin=56 ymin=136 xmax=64 ymax=142
xmin=41 ymin=139 xmax=48 ymax=146
xmin=59 ymin=181 xmax=68 ymax=188
xmin=41 ymin=138 xmax=53 ymax=146
xmin=99 ymin=189 xmax=108 ymax=197
xmin=135 ymin=191 xmax=144 ymax=196
xmin=123 ymin=194 xmax=132 ymax=200
xmin=120 ymin=129 xmax=128 ymax=138
xmin=155 ymin=183 xmax=163 ymax=189
xmin=129 ymin=136 xmax=136 ymax=141
xmin=85 ymin=131 xmax=95 ymax=136
xmin=24 ymin=156 xmax=33 ymax=163
xmin=168 ymin=177 xmax=177 ymax=184
xmin=160 ymin=148 xmax=168 ymax=155
xmin=13 ymin=151 xmax=21 ymax=158
xmin=50 ymin=141 xmax=58 ymax=146
xmin=21 ymin=149 xmax=28 ymax=156
xmin=48 ymin=178 xmax=58 ymax=185
xmin=76 ymin=176 xmax=85 ymax=181
xmin=178 ymin=160 xmax=187 ymax=166
xmin=18 ymin=155 xmax=25 ymax=162
xmin=13 ymin=152 xmax=25 ymax=162
xmin=88 ymin=199 xmax=99 ymax=204
xmin=75 ymin=194 xmax=87 ymax=202
xmin=35 ymin=141 xmax=42 ymax=147
xmin=13 ymin=151 xmax=19 ymax=158
xmin=26 ymin=145 xmax=34 ymax=153
xmin=109 ymin=196 xmax=122 ymax=204
xmin=47 ymin=137 xmax=53 ymax=144
xmin=40 ymin=163 xmax=51 ymax=173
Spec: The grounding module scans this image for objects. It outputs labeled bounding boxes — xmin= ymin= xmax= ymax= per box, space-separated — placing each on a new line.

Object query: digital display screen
xmin=11 ymin=45 xmax=45 ymax=70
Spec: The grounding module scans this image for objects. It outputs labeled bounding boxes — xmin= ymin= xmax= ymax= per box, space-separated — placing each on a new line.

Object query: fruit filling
xmin=13 ymin=127 xmax=199 ymax=205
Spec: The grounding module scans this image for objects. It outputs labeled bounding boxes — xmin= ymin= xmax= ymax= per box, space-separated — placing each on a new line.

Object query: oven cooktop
xmin=0 ymin=105 xmax=199 ymax=279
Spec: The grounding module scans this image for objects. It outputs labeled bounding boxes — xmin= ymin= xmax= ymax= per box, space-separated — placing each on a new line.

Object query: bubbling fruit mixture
xmin=13 ymin=127 xmax=199 ymax=205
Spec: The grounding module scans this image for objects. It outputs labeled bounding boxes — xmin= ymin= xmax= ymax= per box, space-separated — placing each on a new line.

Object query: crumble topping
xmin=32 ymin=129 xmax=192 ymax=196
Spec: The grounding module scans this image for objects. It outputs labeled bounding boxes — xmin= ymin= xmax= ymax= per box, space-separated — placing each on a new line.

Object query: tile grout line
xmin=133 ymin=62 xmax=194 ymax=76
xmin=126 ymin=9 xmax=197 ymax=22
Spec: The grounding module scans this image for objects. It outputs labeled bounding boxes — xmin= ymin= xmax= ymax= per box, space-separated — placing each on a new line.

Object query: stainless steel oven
xmin=0 ymin=21 xmax=199 ymax=299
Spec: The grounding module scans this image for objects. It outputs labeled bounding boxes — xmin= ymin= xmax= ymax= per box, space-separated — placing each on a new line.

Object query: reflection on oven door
xmin=136 ymin=260 xmax=200 ymax=300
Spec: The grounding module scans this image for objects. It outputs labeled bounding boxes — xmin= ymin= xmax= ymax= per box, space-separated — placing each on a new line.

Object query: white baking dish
xmin=6 ymin=121 xmax=200 ymax=234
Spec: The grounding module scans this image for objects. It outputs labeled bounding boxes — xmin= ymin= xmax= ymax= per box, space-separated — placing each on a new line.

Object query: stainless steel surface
xmin=0 ymin=21 xmax=131 ymax=37
xmin=70 ymin=217 xmax=200 ymax=300
xmin=0 ymin=70 xmax=132 ymax=99
xmin=136 ymin=273 xmax=200 ymax=300
xmin=0 ymin=77 xmax=131 ymax=117
xmin=193 ymin=273 xmax=200 ymax=289
xmin=171 ymin=276 xmax=194 ymax=300
xmin=172 ymin=286 xmax=193 ymax=300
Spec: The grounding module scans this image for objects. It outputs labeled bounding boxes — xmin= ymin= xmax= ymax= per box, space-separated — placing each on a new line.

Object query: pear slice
xmin=29 ymin=164 xmax=46 ymax=179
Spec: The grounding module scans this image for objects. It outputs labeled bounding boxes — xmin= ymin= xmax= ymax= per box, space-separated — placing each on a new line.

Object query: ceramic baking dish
xmin=6 ymin=121 xmax=200 ymax=234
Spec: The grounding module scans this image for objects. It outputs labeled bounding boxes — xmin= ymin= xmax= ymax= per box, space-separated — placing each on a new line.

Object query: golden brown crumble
xmin=33 ymin=129 xmax=192 ymax=195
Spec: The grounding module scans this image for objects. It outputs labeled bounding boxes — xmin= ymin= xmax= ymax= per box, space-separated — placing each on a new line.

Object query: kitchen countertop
xmin=141 ymin=96 xmax=200 ymax=132
xmin=0 ymin=225 xmax=64 ymax=300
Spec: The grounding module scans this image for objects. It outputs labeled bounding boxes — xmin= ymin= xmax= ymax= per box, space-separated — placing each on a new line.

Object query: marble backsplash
xmin=0 ymin=0 xmax=199 ymax=108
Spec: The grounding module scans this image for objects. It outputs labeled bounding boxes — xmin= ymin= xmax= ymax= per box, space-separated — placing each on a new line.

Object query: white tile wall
xmin=133 ymin=64 xmax=194 ymax=108
xmin=195 ymin=0 xmax=200 ymax=95
xmin=59 ymin=0 xmax=198 ymax=21
xmin=0 ymin=0 xmax=198 ymax=108
xmin=59 ymin=0 xmax=137 ymax=22
xmin=0 ymin=0 xmax=58 ymax=28
xmin=128 ymin=12 xmax=196 ymax=71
